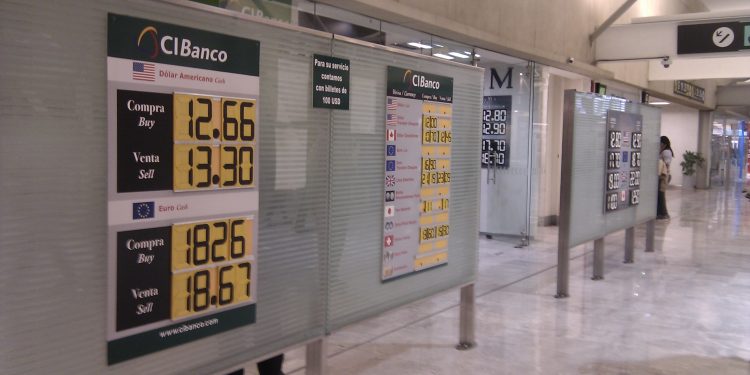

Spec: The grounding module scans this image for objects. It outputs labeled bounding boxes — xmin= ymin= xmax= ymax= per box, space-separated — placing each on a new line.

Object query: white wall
xmin=661 ymin=105 xmax=700 ymax=186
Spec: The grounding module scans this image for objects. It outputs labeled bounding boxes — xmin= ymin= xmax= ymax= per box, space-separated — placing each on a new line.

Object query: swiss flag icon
xmin=386 ymin=129 xmax=396 ymax=141
xmin=384 ymin=235 xmax=394 ymax=247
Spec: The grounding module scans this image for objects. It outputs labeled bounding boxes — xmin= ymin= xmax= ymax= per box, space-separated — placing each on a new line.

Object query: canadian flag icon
xmin=384 ymin=205 xmax=395 ymax=217
xmin=386 ymin=129 xmax=396 ymax=141
xmin=384 ymin=235 xmax=394 ymax=247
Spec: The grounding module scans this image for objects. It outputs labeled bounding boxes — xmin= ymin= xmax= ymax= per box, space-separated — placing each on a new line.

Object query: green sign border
xmin=386 ymin=66 xmax=453 ymax=103
xmin=108 ymin=304 xmax=256 ymax=364
xmin=108 ymin=13 xmax=260 ymax=76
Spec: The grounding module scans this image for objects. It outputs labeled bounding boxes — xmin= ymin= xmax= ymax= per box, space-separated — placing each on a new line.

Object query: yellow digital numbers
xmin=220 ymin=145 xmax=254 ymax=188
xmin=421 ymin=171 xmax=451 ymax=185
xmin=170 ymin=261 xmax=252 ymax=320
xmin=220 ymin=98 xmax=256 ymax=142
xmin=413 ymin=102 xmax=451 ymax=272
xmin=173 ymin=145 xmax=220 ymax=190
xmin=173 ymin=93 xmax=256 ymax=191
xmin=419 ymin=224 xmax=449 ymax=243
xmin=170 ymin=217 xmax=254 ymax=320
xmin=171 ymin=217 xmax=253 ymax=271
xmin=421 ymin=198 xmax=449 ymax=214
xmin=174 ymin=94 xmax=221 ymax=142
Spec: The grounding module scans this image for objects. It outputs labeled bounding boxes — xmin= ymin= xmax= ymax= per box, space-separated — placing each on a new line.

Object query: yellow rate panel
xmin=174 ymin=93 xmax=221 ymax=142
xmin=421 ymin=171 xmax=451 ymax=186
xmin=421 ymin=158 xmax=450 ymax=172
xmin=173 ymin=144 xmax=220 ymax=191
xmin=220 ymin=145 xmax=255 ymax=188
xmin=220 ymin=98 xmax=256 ymax=142
xmin=420 ymin=186 xmax=450 ymax=199
xmin=414 ymin=251 xmax=448 ymax=270
xmin=215 ymin=261 xmax=252 ymax=306
xmin=422 ymin=102 xmax=437 ymax=114
xmin=418 ymin=239 xmax=448 ymax=253
xmin=171 ymin=267 xmax=217 ymax=320
xmin=422 ymin=129 xmax=452 ymax=145
xmin=438 ymin=104 xmax=452 ymax=116
xmin=438 ymin=118 xmax=452 ymax=130
xmin=170 ymin=261 xmax=253 ymax=320
xmin=171 ymin=217 xmax=254 ymax=271
xmin=420 ymin=197 xmax=449 ymax=215
xmin=421 ymin=145 xmax=451 ymax=158
xmin=419 ymin=224 xmax=450 ymax=243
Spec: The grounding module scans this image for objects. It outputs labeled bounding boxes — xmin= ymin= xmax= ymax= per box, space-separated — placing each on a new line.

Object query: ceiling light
xmin=433 ymin=43 xmax=444 ymax=48
xmin=407 ymin=42 xmax=432 ymax=49
xmin=433 ymin=53 xmax=454 ymax=60
xmin=650 ymin=101 xmax=670 ymax=105
xmin=448 ymin=52 xmax=470 ymax=59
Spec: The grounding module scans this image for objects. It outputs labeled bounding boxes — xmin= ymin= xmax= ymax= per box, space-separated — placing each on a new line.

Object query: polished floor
xmin=279 ymin=182 xmax=750 ymax=375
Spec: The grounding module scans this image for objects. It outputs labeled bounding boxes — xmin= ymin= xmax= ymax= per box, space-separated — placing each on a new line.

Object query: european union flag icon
xmin=133 ymin=201 xmax=155 ymax=220
xmin=386 ymin=145 xmax=396 ymax=156
xmin=386 ymin=160 xmax=396 ymax=171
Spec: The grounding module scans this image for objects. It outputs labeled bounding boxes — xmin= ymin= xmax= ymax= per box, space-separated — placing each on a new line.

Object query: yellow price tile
xmin=434 ymin=212 xmax=449 ymax=224
xmin=171 ymin=219 xmax=231 ymax=271
xmin=422 ymin=103 xmax=437 ymax=113
xmin=173 ymin=144 xmax=220 ymax=191
xmin=419 ymin=242 xmax=434 ymax=253
xmin=171 ymin=268 xmax=216 ymax=320
xmin=438 ymin=118 xmax=452 ymax=130
xmin=438 ymin=104 xmax=452 ymax=116
xmin=215 ymin=261 xmax=252 ymax=305
xmin=414 ymin=251 xmax=448 ymax=269
xmin=220 ymin=145 xmax=255 ymax=188
xmin=174 ymin=93 xmax=221 ymax=142
xmin=220 ymin=98 xmax=256 ymax=142
xmin=227 ymin=218 xmax=253 ymax=259
xmin=421 ymin=145 xmax=451 ymax=157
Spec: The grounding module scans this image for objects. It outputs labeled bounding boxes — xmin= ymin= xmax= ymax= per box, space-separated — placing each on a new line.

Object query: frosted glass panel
xmin=566 ymin=92 xmax=660 ymax=248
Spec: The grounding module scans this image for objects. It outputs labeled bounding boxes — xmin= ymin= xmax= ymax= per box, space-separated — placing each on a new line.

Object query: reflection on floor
xmin=282 ymin=183 xmax=750 ymax=375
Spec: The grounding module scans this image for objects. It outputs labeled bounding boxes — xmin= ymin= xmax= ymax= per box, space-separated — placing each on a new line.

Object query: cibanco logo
xmin=137 ymin=26 xmax=159 ymax=59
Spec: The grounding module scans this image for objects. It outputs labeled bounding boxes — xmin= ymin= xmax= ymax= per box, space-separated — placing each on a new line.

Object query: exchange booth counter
xmin=0 ymin=1 xmax=481 ymax=374
xmin=556 ymin=90 xmax=661 ymax=298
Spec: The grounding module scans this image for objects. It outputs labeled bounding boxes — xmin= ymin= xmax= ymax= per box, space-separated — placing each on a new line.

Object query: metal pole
xmin=556 ymin=244 xmax=570 ymax=298
xmin=456 ymin=284 xmax=476 ymax=350
xmin=624 ymin=227 xmax=635 ymax=263
xmin=592 ymin=238 xmax=604 ymax=280
xmin=556 ymin=90 xmax=577 ymax=299
xmin=645 ymin=219 xmax=655 ymax=252
xmin=305 ymin=337 xmax=327 ymax=375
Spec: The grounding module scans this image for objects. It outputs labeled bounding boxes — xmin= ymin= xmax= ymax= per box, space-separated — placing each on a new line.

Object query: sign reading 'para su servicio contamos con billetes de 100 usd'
xmin=107 ymin=14 xmax=259 ymax=364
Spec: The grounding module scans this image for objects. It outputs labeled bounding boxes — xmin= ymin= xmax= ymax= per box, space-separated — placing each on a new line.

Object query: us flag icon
xmin=132 ymin=61 xmax=156 ymax=82
xmin=386 ymin=129 xmax=396 ymax=141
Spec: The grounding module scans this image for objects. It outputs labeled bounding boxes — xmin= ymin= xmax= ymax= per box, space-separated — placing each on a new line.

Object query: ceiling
xmin=700 ymin=0 xmax=750 ymax=11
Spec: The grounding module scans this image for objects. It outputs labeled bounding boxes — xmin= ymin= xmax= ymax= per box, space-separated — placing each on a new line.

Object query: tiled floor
xmin=281 ymin=182 xmax=750 ymax=375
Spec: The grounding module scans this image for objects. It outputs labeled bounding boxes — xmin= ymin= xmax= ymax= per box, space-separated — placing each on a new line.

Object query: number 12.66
xmin=173 ymin=94 xmax=256 ymax=142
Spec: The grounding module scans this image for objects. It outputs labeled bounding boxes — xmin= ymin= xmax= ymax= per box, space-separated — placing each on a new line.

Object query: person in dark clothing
xmin=657 ymin=136 xmax=674 ymax=219
xmin=257 ymin=354 xmax=284 ymax=375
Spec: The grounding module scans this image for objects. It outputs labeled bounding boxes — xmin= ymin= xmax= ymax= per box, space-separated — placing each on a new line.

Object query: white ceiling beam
xmin=648 ymin=55 xmax=750 ymax=80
